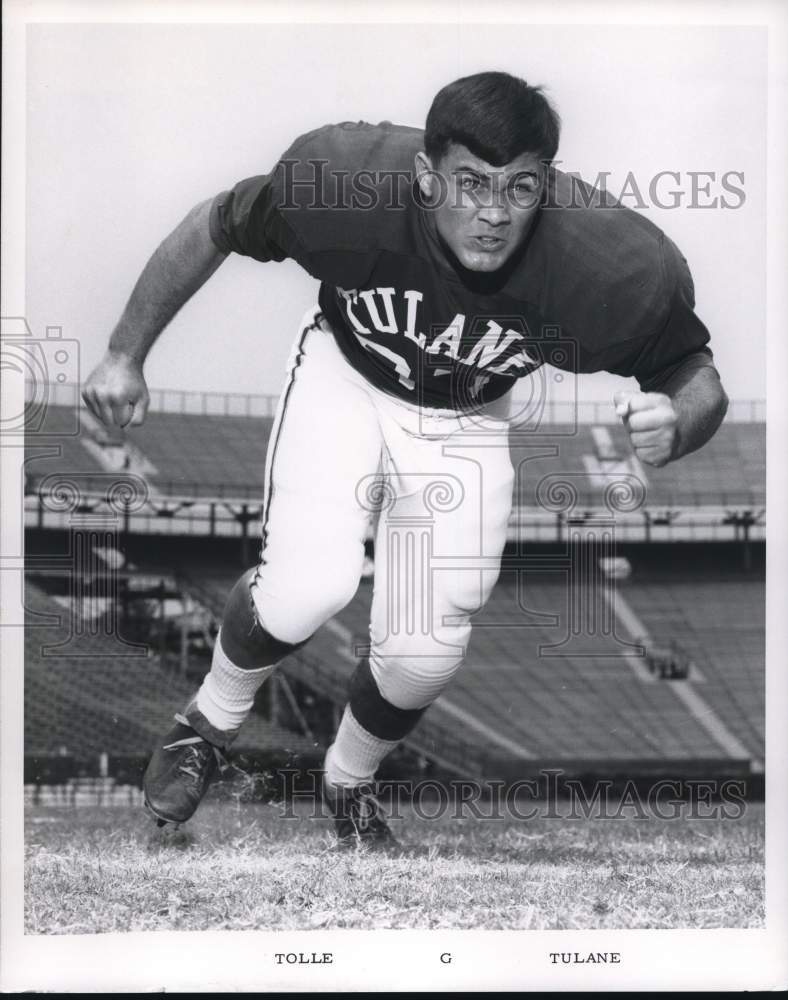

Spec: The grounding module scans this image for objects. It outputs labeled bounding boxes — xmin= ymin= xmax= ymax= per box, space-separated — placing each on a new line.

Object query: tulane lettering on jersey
xmin=334 ymin=285 xmax=542 ymax=400
xmin=209 ymin=121 xmax=714 ymax=410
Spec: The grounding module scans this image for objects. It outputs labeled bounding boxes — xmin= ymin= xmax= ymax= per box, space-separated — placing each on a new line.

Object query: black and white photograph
xmin=2 ymin=0 xmax=787 ymax=992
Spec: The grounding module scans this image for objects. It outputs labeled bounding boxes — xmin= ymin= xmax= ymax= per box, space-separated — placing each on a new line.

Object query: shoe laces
xmin=164 ymin=716 xmax=225 ymax=783
xmin=177 ymin=744 xmax=214 ymax=782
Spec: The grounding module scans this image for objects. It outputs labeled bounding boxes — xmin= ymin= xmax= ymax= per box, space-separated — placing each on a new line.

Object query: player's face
xmin=416 ymin=143 xmax=544 ymax=273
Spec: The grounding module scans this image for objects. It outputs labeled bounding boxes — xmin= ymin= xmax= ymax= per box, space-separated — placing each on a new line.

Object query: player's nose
xmin=476 ymin=194 xmax=511 ymax=226
xmin=476 ymin=204 xmax=510 ymax=226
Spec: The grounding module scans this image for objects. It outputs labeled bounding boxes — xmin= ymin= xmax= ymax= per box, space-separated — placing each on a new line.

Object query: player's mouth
xmin=471 ymin=235 xmax=506 ymax=251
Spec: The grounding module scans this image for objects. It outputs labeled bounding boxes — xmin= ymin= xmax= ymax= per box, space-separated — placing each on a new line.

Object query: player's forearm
xmin=664 ymin=362 xmax=729 ymax=461
xmin=107 ymin=198 xmax=228 ymax=366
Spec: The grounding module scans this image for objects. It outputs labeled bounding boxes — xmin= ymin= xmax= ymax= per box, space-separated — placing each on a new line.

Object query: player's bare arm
xmin=82 ymin=197 xmax=227 ymax=428
xmin=615 ymin=356 xmax=728 ymax=468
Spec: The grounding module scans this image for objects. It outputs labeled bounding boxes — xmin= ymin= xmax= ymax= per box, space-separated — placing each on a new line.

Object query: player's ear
xmin=415 ymin=151 xmax=436 ymax=199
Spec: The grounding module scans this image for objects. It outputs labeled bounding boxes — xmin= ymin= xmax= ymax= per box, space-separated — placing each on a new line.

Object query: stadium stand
xmin=510 ymin=420 xmax=765 ymax=508
xmin=23 ymin=578 xmax=317 ymax=763
xmin=25 ymin=405 xmax=765 ymax=509
xmin=24 ymin=405 xmax=108 ymax=484
xmin=639 ymin=422 xmax=766 ymax=508
xmin=26 ymin=407 xmax=274 ymax=500
xmin=314 ymin=578 xmax=758 ymax=770
xmin=162 ymin=561 xmax=759 ymax=779
xmin=131 ymin=412 xmax=273 ymax=498
xmin=625 ymin=577 xmax=765 ymax=760
xmin=22 ymin=389 xmax=766 ymax=787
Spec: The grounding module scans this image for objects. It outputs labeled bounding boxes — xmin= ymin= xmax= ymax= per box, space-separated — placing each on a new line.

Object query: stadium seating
xmin=23 ymin=398 xmax=765 ymax=781
xmin=25 ymin=405 xmax=108 ymax=485
xmin=509 ymin=420 xmax=765 ymax=508
xmin=23 ymin=560 xmax=763 ymax=777
xmin=25 ymin=407 xmax=274 ymax=499
xmin=166 ymin=562 xmax=760 ymax=776
xmin=130 ymin=412 xmax=274 ymax=497
xmin=23 ymin=579 xmax=315 ymax=761
xmin=307 ymin=574 xmax=741 ymax=770
xmin=25 ymin=405 xmax=765 ymax=510
xmin=635 ymin=423 xmax=766 ymax=508
xmin=624 ymin=578 xmax=764 ymax=760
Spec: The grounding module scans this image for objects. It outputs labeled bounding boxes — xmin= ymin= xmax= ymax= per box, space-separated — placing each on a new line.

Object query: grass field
xmin=25 ymin=791 xmax=764 ymax=934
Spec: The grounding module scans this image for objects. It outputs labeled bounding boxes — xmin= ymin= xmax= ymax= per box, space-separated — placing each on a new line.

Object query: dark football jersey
xmin=209 ymin=121 xmax=714 ymax=410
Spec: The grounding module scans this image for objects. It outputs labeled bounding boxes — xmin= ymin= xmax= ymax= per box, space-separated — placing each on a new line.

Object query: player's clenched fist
xmin=614 ymin=390 xmax=678 ymax=468
xmin=82 ymin=352 xmax=150 ymax=428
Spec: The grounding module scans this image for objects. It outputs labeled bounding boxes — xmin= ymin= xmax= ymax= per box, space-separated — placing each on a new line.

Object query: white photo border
xmin=2 ymin=0 xmax=786 ymax=992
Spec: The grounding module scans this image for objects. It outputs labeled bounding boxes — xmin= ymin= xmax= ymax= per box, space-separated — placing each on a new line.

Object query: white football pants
xmin=250 ymin=306 xmax=514 ymax=711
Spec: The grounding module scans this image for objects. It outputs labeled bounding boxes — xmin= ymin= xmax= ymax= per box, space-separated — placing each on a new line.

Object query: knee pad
xmin=221 ymin=568 xmax=311 ymax=669
xmin=368 ymin=586 xmax=477 ymax=711
xmin=348 ymin=658 xmax=427 ymax=740
xmin=369 ymin=647 xmax=465 ymax=711
xmin=251 ymin=543 xmax=363 ymax=645
xmin=443 ymin=567 xmax=501 ymax=618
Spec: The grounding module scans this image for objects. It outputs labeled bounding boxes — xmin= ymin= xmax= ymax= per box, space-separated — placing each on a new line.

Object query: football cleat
xmin=143 ymin=713 xmax=231 ymax=825
xmin=326 ymin=782 xmax=402 ymax=852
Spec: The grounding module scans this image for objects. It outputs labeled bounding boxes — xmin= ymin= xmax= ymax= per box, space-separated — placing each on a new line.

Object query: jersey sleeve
xmin=207 ymin=122 xmax=424 ymax=291
xmin=208 ymin=173 xmax=305 ymax=264
xmin=612 ymin=235 xmax=716 ymax=392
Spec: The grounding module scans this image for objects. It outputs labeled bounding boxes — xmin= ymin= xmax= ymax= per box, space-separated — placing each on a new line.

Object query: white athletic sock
xmin=324 ymin=705 xmax=399 ymax=791
xmin=194 ymin=630 xmax=274 ymax=732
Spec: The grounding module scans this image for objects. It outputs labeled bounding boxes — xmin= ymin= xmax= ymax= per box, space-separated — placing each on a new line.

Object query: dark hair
xmin=424 ymin=71 xmax=561 ymax=166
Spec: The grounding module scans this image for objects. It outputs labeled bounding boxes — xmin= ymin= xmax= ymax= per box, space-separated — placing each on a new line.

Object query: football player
xmin=83 ymin=71 xmax=728 ymax=848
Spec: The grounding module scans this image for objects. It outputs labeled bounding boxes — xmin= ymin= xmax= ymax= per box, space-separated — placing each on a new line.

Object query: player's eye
xmin=511 ymin=177 xmax=538 ymax=195
xmin=458 ymin=174 xmax=482 ymax=191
